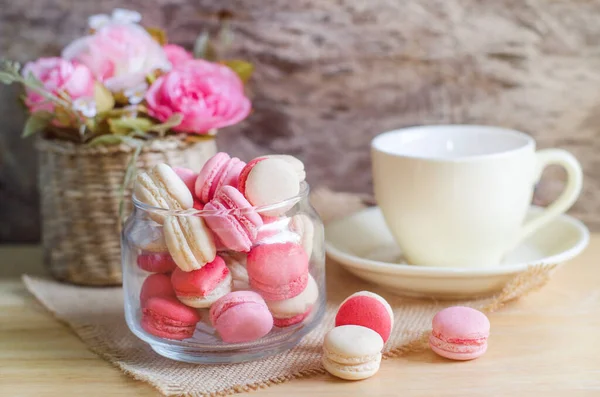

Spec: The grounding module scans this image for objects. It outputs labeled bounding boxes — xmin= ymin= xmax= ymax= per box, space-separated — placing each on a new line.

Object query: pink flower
xmin=62 ymin=23 xmax=171 ymax=92
xmin=145 ymin=59 xmax=251 ymax=134
xmin=22 ymin=57 xmax=95 ymax=113
xmin=163 ymin=44 xmax=193 ymax=68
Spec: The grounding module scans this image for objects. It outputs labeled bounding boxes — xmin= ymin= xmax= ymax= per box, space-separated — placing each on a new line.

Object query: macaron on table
xmin=121 ymin=153 xmax=324 ymax=363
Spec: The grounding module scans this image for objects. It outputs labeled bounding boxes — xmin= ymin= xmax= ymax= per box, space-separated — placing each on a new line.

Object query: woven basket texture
xmin=36 ymin=137 xmax=217 ymax=286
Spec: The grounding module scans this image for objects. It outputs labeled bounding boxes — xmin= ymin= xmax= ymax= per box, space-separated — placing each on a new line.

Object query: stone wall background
xmin=2 ymin=0 xmax=600 ymax=242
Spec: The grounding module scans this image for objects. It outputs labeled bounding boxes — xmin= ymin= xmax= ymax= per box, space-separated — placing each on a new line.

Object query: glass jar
xmin=121 ymin=182 xmax=325 ymax=364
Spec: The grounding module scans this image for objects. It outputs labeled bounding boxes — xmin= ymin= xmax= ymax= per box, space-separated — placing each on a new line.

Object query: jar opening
xmin=132 ymin=181 xmax=310 ymax=216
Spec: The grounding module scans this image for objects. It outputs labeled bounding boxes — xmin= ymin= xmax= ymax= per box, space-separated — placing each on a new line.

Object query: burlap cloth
xmin=23 ymin=188 xmax=557 ymax=397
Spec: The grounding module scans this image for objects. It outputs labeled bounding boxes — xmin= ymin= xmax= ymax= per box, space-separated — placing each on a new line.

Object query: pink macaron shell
xmin=251 ymin=273 xmax=308 ymax=301
xmin=204 ymin=186 xmax=263 ymax=252
xmin=141 ymin=296 xmax=201 ymax=340
xmin=195 ymin=152 xmax=230 ymax=203
xmin=137 ymin=252 xmax=178 ymax=273
xmin=204 ymin=200 xmax=253 ymax=252
xmin=335 ymin=295 xmax=393 ymax=343
xmin=171 ymin=256 xmax=229 ymax=297
xmin=210 ymin=291 xmax=273 ymax=343
xmin=193 ymin=200 xmax=205 ymax=211
xmin=238 ymin=157 xmax=266 ymax=196
xmin=173 ymin=167 xmax=198 ymax=197
xmin=214 ymin=157 xmax=245 ymax=193
xmin=273 ymin=308 xmax=311 ymax=327
xmin=431 ymin=306 xmax=490 ymax=342
xmin=140 ymin=273 xmax=176 ymax=305
xmin=247 ymin=242 xmax=309 ymax=300
xmin=216 ymin=186 xmax=263 ymax=235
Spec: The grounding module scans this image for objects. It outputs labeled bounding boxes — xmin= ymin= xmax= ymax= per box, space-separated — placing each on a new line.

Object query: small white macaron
xmin=322 ymin=325 xmax=384 ymax=380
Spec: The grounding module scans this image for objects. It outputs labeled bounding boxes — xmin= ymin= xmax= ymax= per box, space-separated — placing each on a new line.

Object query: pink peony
xmin=22 ymin=57 xmax=95 ymax=113
xmin=62 ymin=23 xmax=171 ymax=92
xmin=145 ymin=59 xmax=251 ymax=134
xmin=163 ymin=44 xmax=194 ymax=68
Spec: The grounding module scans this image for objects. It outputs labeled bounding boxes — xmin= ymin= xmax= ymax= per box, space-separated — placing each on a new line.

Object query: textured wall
xmin=2 ymin=0 xmax=600 ymax=242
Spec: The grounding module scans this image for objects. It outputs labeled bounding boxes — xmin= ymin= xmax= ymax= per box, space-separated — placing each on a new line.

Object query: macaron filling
xmin=322 ymin=346 xmax=381 ymax=366
xmin=322 ymin=354 xmax=382 ymax=373
xmin=429 ymin=331 xmax=488 ymax=354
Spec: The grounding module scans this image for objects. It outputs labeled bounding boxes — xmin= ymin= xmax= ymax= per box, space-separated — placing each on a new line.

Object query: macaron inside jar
xmin=171 ymin=255 xmax=232 ymax=308
xmin=247 ymin=242 xmax=309 ymax=301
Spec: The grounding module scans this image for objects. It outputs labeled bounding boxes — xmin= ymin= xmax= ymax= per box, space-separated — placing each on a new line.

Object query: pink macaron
xmin=247 ymin=242 xmax=309 ymax=301
xmin=141 ymin=296 xmax=201 ymax=340
xmin=174 ymin=167 xmax=198 ymax=197
xmin=170 ymin=256 xmax=232 ymax=308
xmin=195 ymin=152 xmax=246 ymax=203
xmin=266 ymin=274 xmax=319 ymax=327
xmin=140 ymin=273 xmax=176 ymax=306
xmin=203 ymin=186 xmax=263 ymax=252
xmin=137 ymin=252 xmax=178 ymax=273
xmin=335 ymin=291 xmax=394 ymax=343
xmin=209 ymin=291 xmax=273 ymax=343
xmin=429 ymin=306 xmax=490 ymax=360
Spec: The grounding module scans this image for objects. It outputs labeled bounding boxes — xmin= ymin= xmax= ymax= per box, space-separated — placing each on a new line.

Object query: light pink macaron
xmin=247 ymin=242 xmax=309 ymax=301
xmin=203 ymin=186 xmax=263 ymax=252
xmin=195 ymin=152 xmax=245 ymax=204
xmin=209 ymin=291 xmax=273 ymax=343
xmin=429 ymin=306 xmax=490 ymax=360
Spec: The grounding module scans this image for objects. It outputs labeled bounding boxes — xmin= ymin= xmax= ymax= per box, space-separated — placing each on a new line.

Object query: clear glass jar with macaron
xmin=121 ymin=152 xmax=325 ymax=364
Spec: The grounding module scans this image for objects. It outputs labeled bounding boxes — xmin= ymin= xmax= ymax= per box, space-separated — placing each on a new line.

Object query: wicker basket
xmin=36 ymin=136 xmax=217 ymax=286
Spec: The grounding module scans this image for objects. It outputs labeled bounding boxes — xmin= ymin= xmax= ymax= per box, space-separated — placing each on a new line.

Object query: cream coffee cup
xmin=371 ymin=125 xmax=583 ymax=268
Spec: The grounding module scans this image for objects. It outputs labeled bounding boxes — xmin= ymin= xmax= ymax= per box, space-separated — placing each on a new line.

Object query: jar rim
xmin=132 ymin=181 xmax=310 ymax=216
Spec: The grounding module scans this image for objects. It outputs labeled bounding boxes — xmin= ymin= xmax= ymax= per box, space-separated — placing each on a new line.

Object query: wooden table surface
xmin=1 ymin=238 xmax=600 ymax=397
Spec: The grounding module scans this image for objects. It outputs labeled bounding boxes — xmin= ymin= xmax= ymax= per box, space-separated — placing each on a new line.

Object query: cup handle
xmin=517 ymin=149 xmax=583 ymax=245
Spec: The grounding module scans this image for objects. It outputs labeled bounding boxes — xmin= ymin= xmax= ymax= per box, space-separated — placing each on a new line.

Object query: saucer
xmin=325 ymin=206 xmax=589 ymax=299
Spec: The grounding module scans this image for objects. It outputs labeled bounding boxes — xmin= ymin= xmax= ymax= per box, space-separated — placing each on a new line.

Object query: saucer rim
xmin=325 ymin=206 xmax=590 ymax=278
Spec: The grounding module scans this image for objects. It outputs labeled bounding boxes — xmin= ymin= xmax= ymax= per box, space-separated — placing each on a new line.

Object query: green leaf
xmin=88 ymin=134 xmax=127 ymax=146
xmin=217 ymin=20 xmax=234 ymax=50
xmin=108 ymin=117 xmax=154 ymax=135
xmin=193 ymin=31 xmax=217 ymax=61
xmin=149 ymin=113 xmax=183 ymax=136
xmin=222 ymin=60 xmax=254 ymax=83
xmin=0 ymin=71 xmax=15 ymax=84
xmin=22 ymin=112 xmax=52 ymax=138
xmin=24 ymin=71 xmax=44 ymax=89
xmin=94 ymin=83 xmax=115 ymax=112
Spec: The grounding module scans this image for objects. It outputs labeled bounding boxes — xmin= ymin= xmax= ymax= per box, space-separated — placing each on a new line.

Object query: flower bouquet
xmin=0 ymin=8 xmax=253 ymax=286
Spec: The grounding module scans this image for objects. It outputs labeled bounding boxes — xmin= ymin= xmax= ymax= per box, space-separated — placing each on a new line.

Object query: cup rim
xmin=371 ymin=124 xmax=535 ymax=162
xmin=132 ymin=181 xmax=310 ymax=216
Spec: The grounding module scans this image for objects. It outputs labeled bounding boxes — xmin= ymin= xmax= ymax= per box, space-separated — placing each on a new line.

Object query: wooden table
xmin=1 ymin=238 xmax=599 ymax=397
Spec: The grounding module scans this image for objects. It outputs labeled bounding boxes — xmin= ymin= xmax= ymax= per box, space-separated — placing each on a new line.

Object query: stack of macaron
xmin=322 ymin=291 xmax=394 ymax=380
xmin=132 ymin=152 xmax=318 ymax=343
